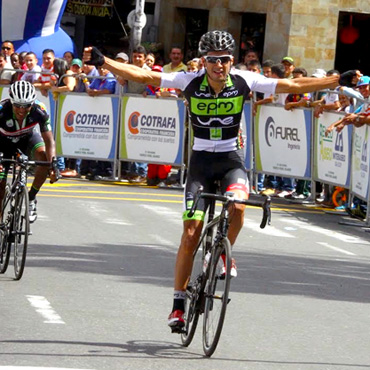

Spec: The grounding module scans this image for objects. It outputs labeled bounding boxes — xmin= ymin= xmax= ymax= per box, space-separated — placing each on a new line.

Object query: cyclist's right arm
xmin=83 ymin=47 xmax=162 ymax=87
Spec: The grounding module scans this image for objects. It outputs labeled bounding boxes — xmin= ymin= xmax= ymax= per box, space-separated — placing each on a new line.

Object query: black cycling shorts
xmin=183 ymin=149 xmax=249 ymax=221
xmin=0 ymin=131 xmax=45 ymax=180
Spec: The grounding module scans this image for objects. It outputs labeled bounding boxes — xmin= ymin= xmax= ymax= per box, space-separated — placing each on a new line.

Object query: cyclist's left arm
xmin=41 ymin=130 xmax=56 ymax=162
xmin=275 ymin=75 xmax=339 ymax=94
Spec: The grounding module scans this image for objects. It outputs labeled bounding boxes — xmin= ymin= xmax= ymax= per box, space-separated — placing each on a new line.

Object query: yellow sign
xmin=66 ymin=0 xmax=113 ymax=18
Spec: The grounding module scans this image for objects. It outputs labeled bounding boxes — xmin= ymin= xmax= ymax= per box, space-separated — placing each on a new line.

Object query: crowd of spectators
xmin=1 ymin=40 xmax=369 ymax=211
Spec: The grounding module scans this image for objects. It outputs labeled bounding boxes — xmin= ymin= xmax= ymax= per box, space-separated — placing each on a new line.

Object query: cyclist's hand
xmin=49 ymin=169 xmax=60 ymax=184
xmin=83 ymin=46 xmax=105 ymax=67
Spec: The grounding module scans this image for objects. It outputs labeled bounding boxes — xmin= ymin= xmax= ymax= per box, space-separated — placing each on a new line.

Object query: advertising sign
xmin=350 ymin=125 xmax=370 ymax=200
xmin=120 ymin=96 xmax=185 ymax=165
xmin=254 ymin=105 xmax=311 ymax=178
xmin=66 ymin=0 xmax=113 ymax=17
xmin=314 ymin=112 xmax=352 ymax=187
xmin=0 ymin=86 xmax=9 ymax=100
xmin=55 ymin=94 xmax=119 ymax=159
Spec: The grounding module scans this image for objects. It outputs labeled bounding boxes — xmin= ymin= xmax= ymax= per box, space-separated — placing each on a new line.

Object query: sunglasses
xmin=2 ymin=46 xmax=11 ymax=50
xmin=204 ymin=55 xmax=232 ymax=64
xmin=13 ymin=103 xmax=32 ymax=109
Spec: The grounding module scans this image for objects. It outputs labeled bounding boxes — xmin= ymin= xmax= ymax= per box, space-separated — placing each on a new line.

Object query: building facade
xmin=157 ymin=0 xmax=370 ymax=74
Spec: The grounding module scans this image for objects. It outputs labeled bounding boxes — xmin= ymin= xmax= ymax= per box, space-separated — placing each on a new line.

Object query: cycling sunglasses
xmin=13 ymin=103 xmax=32 ymax=109
xmin=204 ymin=55 xmax=233 ymax=64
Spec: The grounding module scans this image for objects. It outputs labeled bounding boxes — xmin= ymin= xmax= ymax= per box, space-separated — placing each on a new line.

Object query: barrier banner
xmin=119 ymin=96 xmax=185 ymax=165
xmin=314 ymin=113 xmax=352 ymax=187
xmin=350 ymin=125 xmax=370 ymax=200
xmin=55 ymin=94 xmax=119 ymax=160
xmin=0 ymin=86 xmax=9 ymax=100
xmin=242 ymin=102 xmax=252 ymax=171
xmin=254 ymin=105 xmax=311 ymax=178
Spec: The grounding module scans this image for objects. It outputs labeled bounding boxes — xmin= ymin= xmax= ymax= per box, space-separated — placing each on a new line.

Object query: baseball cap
xmin=357 ymin=76 xmax=370 ymax=87
xmin=151 ymin=65 xmax=163 ymax=72
xmin=281 ymin=56 xmax=294 ymax=65
xmin=71 ymin=58 xmax=82 ymax=68
xmin=312 ymin=68 xmax=327 ymax=78
xmin=115 ymin=52 xmax=129 ymax=62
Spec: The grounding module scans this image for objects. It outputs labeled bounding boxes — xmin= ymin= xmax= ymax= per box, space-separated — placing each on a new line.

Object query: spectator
xmin=18 ymin=52 xmax=28 ymax=70
xmin=10 ymin=53 xmax=23 ymax=83
xmin=63 ymin=51 xmax=74 ymax=67
xmin=21 ymin=52 xmax=41 ymax=83
xmin=187 ymin=60 xmax=199 ymax=72
xmin=0 ymin=53 xmax=14 ymax=84
xmin=50 ymin=58 xmax=76 ymax=97
xmin=143 ymin=64 xmax=174 ymax=186
xmin=1 ymin=40 xmax=14 ymax=64
xmin=262 ymin=59 xmax=274 ymax=78
xmin=281 ymin=56 xmax=295 ymax=78
xmin=125 ymin=45 xmax=151 ymax=184
xmin=243 ymin=49 xmax=260 ymax=65
xmin=71 ymin=58 xmax=86 ymax=93
xmin=114 ymin=52 xmax=129 ymax=95
xmin=145 ymin=53 xmax=155 ymax=69
xmin=313 ymin=69 xmax=341 ymax=118
xmin=33 ymin=49 xmax=56 ymax=96
xmin=246 ymin=59 xmax=262 ymax=74
xmin=86 ymin=65 xmax=116 ymax=97
xmin=163 ymin=46 xmax=186 ymax=73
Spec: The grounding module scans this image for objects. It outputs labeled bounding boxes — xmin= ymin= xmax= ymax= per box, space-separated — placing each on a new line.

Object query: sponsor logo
xmin=191 ymin=96 xmax=243 ymax=116
xmin=128 ymin=111 xmax=177 ymax=135
xmin=64 ymin=110 xmax=76 ymax=133
xmin=128 ymin=111 xmax=140 ymax=135
xmin=63 ymin=110 xmax=110 ymax=134
xmin=265 ymin=117 xmax=300 ymax=147
xmin=6 ymin=120 xmax=13 ymax=128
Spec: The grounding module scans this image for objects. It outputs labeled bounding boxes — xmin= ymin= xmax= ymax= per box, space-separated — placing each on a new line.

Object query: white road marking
xmin=317 ymin=242 xmax=356 ymax=256
xmin=244 ymin=218 xmax=295 ymax=238
xmin=79 ymin=201 xmax=132 ymax=226
xmin=280 ymin=218 xmax=370 ymax=245
xmin=0 ymin=367 xmax=94 ymax=370
xmin=140 ymin=204 xmax=182 ymax=223
xmin=26 ymin=295 xmax=65 ymax=324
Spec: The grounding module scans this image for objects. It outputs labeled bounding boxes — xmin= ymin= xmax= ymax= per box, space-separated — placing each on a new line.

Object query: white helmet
xmin=9 ymin=80 xmax=37 ymax=105
xmin=198 ymin=30 xmax=236 ymax=55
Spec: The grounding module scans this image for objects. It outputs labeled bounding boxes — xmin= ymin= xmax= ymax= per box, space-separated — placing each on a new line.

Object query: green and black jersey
xmin=160 ymin=68 xmax=277 ymax=152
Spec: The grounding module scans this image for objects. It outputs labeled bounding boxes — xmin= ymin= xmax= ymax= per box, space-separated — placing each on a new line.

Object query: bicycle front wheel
xmin=203 ymin=237 xmax=231 ymax=357
xmin=13 ymin=186 xmax=29 ymax=280
xmin=0 ymin=187 xmax=12 ymax=274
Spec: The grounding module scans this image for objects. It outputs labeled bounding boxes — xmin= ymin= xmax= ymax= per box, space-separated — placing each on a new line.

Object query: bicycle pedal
xmin=171 ymin=327 xmax=185 ymax=334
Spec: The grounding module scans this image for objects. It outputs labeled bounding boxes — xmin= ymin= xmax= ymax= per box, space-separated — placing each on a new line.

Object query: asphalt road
xmin=1 ymin=178 xmax=370 ymax=370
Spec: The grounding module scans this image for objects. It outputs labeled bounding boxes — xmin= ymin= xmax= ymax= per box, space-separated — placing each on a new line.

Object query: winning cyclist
xmin=83 ymin=30 xmax=340 ymax=332
xmin=0 ymin=80 xmax=59 ymax=223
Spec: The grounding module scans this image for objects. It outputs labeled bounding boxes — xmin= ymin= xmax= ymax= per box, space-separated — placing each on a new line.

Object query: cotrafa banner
xmin=55 ymin=93 xmax=119 ymax=160
xmin=119 ymin=96 xmax=185 ymax=165
xmin=254 ymin=105 xmax=311 ymax=179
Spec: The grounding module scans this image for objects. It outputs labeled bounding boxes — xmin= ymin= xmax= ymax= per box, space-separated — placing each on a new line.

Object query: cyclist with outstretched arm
xmin=83 ymin=30 xmax=340 ymax=332
xmin=0 ymin=81 xmax=59 ymax=222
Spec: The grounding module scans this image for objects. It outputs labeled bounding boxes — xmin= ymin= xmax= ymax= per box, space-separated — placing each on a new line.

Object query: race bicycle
xmin=0 ymin=150 xmax=57 ymax=280
xmin=180 ymin=186 xmax=271 ymax=357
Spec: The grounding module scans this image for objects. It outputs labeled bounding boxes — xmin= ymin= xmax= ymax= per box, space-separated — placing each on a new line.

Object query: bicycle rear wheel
xmin=0 ymin=187 xmax=12 ymax=274
xmin=202 ymin=237 xmax=231 ymax=357
xmin=13 ymin=186 xmax=29 ymax=280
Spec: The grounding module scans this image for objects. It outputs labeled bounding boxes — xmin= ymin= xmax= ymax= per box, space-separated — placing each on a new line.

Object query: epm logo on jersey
xmin=63 ymin=110 xmax=110 ymax=134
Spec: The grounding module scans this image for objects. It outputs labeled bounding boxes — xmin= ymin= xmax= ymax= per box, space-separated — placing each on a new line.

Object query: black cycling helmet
xmin=198 ymin=30 xmax=236 ymax=55
xmin=9 ymin=80 xmax=37 ymax=105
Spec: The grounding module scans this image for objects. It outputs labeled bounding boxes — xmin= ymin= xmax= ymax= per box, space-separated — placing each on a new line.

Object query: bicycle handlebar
xmin=0 ymin=150 xmax=60 ymax=182
xmin=187 ymin=186 xmax=271 ymax=229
